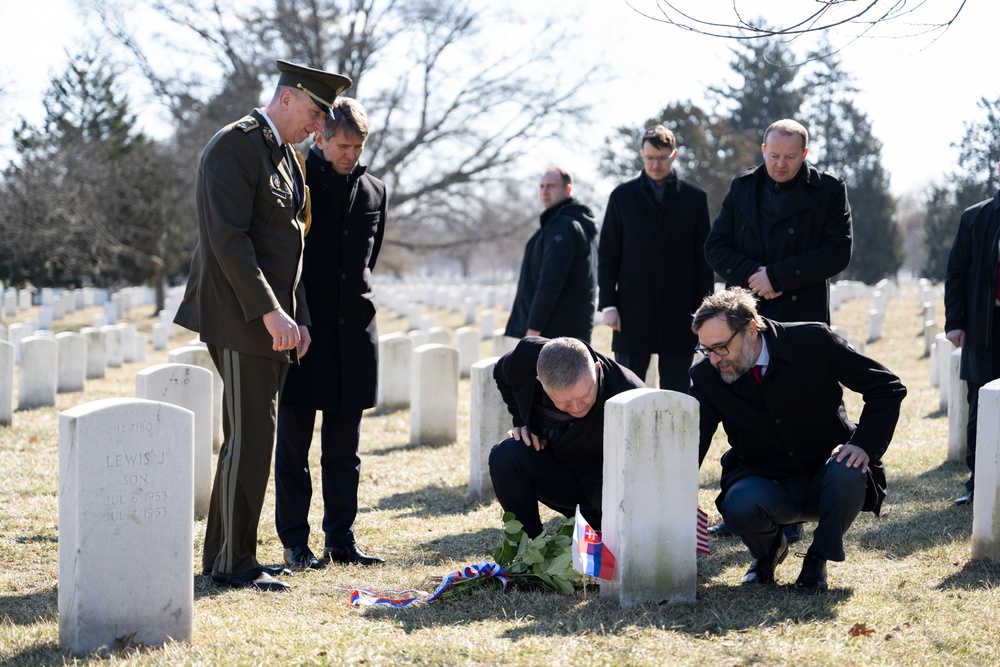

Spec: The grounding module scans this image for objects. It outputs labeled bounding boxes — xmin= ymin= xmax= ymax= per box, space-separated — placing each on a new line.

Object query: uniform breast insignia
xmin=236 ymin=116 xmax=259 ymax=133
xmin=270 ymin=173 xmax=283 ymax=191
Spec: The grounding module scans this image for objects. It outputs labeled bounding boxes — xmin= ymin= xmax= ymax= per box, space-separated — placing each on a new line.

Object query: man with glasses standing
xmin=944 ymin=161 xmax=1000 ymax=506
xmin=689 ymin=287 xmax=905 ymax=592
xmin=598 ymin=124 xmax=713 ymax=391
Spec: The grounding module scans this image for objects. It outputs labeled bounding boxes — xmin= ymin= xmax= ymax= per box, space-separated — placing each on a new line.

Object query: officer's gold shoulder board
xmin=235 ymin=116 xmax=260 ymax=133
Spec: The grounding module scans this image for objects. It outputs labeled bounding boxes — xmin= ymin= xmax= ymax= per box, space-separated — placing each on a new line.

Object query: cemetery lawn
xmin=2 ymin=290 xmax=999 ymax=666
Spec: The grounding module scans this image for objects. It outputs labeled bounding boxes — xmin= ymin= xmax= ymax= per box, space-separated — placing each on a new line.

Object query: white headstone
xmin=58 ymin=398 xmax=194 ymax=653
xmin=117 ymin=323 xmax=138 ymax=363
xmin=134 ymin=332 xmax=148 ymax=362
xmin=408 ymin=329 xmax=429 ymax=349
xmin=427 ymin=326 xmax=451 ymax=346
xmin=410 ymin=344 xmax=459 ymax=445
xmin=19 ymin=336 xmax=59 ymax=410
xmin=167 ymin=346 xmax=223 ymax=453
xmin=455 ymin=326 xmax=481 ymax=378
xmin=18 ymin=288 xmax=32 ymax=311
xmin=645 ymin=353 xmax=659 ymax=388
xmin=92 ymin=312 xmax=108 ymax=329
xmin=7 ymin=322 xmax=31 ymax=365
xmin=867 ymin=309 xmax=883 ymax=344
xmin=81 ymin=327 xmax=107 ymax=380
xmin=152 ymin=322 xmax=169 ymax=350
xmin=972 ymin=378 xmax=1000 ymax=562
xmin=469 ymin=357 xmax=505 ymax=500
xmin=936 ymin=334 xmax=957 ymax=410
xmin=3 ymin=292 xmax=16 ymax=318
xmin=56 ymin=332 xmax=86 ymax=393
xmin=947 ymin=349 xmax=968 ymax=463
xmin=377 ymin=332 xmax=412 ymax=410
xmin=492 ymin=330 xmax=518 ymax=357
xmin=38 ymin=305 xmax=54 ymax=330
xmin=0 ymin=340 xmax=13 ymax=427
xmin=101 ymin=325 xmax=123 ymax=368
xmin=601 ymin=388 xmax=699 ymax=606
xmin=480 ymin=311 xmax=495 ymax=339
xmin=923 ymin=320 xmax=938 ymax=358
xmin=136 ymin=363 xmax=213 ymax=519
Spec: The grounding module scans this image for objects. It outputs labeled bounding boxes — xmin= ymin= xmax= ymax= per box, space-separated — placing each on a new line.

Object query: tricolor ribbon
xmin=337 ymin=561 xmax=510 ymax=607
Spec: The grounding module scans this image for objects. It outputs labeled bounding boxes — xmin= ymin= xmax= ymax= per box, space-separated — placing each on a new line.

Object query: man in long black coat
xmin=504 ymin=167 xmax=599 ymax=343
xmin=944 ymin=167 xmax=1000 ymax=506
xmin=488 ymin=336 xmax=645 ymax=538
xmin=274 ymin=98 xmax=386 ymax=569
xmin=704 ymin=119 xmax=852 ymax=325
xmin=598 ymin=124 xmax=713 ymax=391
xmin=690 ymin=288 xmax=906 ymax=593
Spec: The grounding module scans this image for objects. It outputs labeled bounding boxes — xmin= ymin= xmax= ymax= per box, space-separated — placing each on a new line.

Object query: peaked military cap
xmin=276 ymin=60 xmax=353 ymax=113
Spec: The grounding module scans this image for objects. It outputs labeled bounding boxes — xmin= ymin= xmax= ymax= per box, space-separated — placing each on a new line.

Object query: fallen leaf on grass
xmin=848 ymin=622 xmax=875 ymax=637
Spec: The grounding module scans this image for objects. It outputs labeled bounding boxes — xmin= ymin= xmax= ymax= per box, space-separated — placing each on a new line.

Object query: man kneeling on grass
xmin=690 ymin=287 xmax=906 ymax=593
xmin=488 ymin=336 xmax=645 ymax=539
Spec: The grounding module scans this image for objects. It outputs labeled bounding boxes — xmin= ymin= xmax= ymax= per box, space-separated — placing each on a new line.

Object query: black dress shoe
xmin=212 ymin=568 xmax=290 ymax=592
xmin=794 ymin=548 xmax=828 ymax=594
xmin=953 ymin=490 xmax=974 ymax=506
xmin=262 ymin=564 xmax=293 ymax=577
xmin=284 ymin=544 xmax=324 ymax=570
xmin=325 ymin=543 xmax=385 ymax=566
xmin=708 ymin=521 xmax=733 ymax=537
xmin=741 ymin=535 xmax=788 ymax=585
xmin=782 ymin=523 xmax=804 ymax=544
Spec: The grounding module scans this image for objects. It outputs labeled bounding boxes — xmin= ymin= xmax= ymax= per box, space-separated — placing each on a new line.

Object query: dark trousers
xmin=964 ymin=307 xmax=1000 ymax=492
xmin=718 ymin=458 xmax=866 ymax=562
xmin=203 ymin=346 xmax=287 ymax=577
xmin=488 ymin=438 xmax=600 ymax=538
xmin=614 ymin=351 xmax=692 ymax=393
xmin=274 ymin=405 xmax=363 ymax=548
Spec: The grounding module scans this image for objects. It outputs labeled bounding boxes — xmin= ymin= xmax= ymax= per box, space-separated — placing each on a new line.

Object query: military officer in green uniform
xmin=175 ymin=60 xmax=352 ymax=591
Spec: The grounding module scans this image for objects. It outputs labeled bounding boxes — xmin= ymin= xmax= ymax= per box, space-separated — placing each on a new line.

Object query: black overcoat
xmin=945 ymin=190 xmax=1000 ymax=385
xmin=690 ymin=319 xmax=906 ymax=516
xmin=597 ymin=172 xmax=713 ymax=354
xmin=504 ymin=198 xmax=598 ymax=342
xmin=704 ymin=163 xmax=852 ymax=324
xmin=493 ymin=336 xmax=645 ymax=490
xmin=281 ymin=149 xmax=386 ymax=411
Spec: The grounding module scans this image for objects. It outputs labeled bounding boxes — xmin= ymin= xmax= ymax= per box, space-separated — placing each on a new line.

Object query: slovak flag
xmin=572 ymin=507 xmax=616 ymax=580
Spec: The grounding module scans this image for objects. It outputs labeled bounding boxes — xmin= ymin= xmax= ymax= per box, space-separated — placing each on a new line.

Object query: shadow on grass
xmin=376 ymin=483 xmax=478 ymax=517
xmin=420 ymin=527 xmax=502 ymax=564
xmin=368 ymin=439 xmax=453 ymax=457
xmin=0 ymin=588 xmax=56 ymax=626
xmin=937 ymin=559 xmax=1000 ymax=590
xmin=0 ymin=643 xmax=68 ymax=667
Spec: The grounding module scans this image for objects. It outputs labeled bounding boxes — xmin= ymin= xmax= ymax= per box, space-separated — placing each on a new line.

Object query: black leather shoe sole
xmin=953 ymin=492 xmax=974 ymax=506
xmin=325 ymin=545 xmax=386 ymax=566
xmin=212 ymin=570 xmax=290 ymax=592
xmin=741 ymin=538 xmax=788 ymax=585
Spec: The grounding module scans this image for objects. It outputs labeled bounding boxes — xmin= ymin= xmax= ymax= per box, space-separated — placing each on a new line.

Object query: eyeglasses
xmin=641 ymin=155 xmax=671 ymax=165
xmin=694 ymin=328 xmax=742 ymax=359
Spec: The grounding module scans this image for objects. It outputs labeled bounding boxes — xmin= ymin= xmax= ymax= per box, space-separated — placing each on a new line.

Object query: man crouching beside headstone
xmin=689 ymin=287 xmax=906 ymax=593
xmin=489 ymin=336 xmax=645 ymax=538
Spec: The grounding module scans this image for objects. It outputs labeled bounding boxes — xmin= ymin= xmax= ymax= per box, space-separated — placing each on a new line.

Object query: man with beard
xmin=689 ymin=287 xmax=905 ymax=592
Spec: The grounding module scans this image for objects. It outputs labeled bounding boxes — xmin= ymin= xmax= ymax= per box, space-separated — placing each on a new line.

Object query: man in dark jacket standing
xmin=690 ymin=288 xmax=906 ymax=593
xmin=704 ymin=119 xmax=852 ymax=325
xmin=598 ymin=124 xmax=713 ymax=391
xmin=944 ymin=163 xmax=1000 ymax=506
xmin=504 ymin=167 xmax=599 ymax=343
xmin=488 ymin=336 xmax=645 ymax=538
xmin=176 ymin=60 xmax=350 ymax=592
xmin=274 ymin=98 xmax=386 ymax=569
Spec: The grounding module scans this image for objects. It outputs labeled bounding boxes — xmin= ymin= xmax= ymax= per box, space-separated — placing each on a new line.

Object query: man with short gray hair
xmin=489 ymin=336 xmax=644 ymax=538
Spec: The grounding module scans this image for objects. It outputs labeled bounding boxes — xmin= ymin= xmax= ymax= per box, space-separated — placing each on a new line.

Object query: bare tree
xmin=90 ymin=0 xmax=595 ymax=275
xmin=624 ymin=0 xmax=967 ymax=43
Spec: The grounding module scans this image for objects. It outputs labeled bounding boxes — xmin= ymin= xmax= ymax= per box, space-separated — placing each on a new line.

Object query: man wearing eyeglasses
xmin=689 ymin=287 xmax=905 ymax=593
xmin=944 ymin=161 xmax=1000 ymax=506
xmin=598 ymin=124 xmax=713 ymax=392
xmin=704 ymin=119 xmax=852 ymax=326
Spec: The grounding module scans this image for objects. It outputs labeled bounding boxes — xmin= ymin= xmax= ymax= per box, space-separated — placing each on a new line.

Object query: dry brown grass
xmin=2 ymin=288 xmax=998 ymax=666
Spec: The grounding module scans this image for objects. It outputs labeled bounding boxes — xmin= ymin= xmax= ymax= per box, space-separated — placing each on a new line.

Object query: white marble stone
xmin=92 ymin=312 xmax=108 ymax=328
xmin=0 ymin=340 xmax=12 ymax=427
xmin=7 ymin=322 xmax=31 ymax=365
xmin=101 ymin=325 xmax=123 ymax=368
xmin=948 ymin=349 xmax=968 ymax=463
xmin=81 ymin=327 xmax=107 ymax=380
xmin=56 ymin=332 xmax=86 ymax=393
xmin=167 ymin=346 xmax=223 ymax=453
xmin=117 ymin=323 xmax=138 ymax=363
xmin=923 ymin=320 xmax=938 ymax=358
xmin=38 ymin=305 xmax=54 ymax=330
xmin=867 ymin=309 xmax=883 ymax=344
xmin=407 ymin=329 xmax=429 ymax=348
xmin=972 ymin=379 xmax=1000 ymax=562
xmin=377 ymin=332 xmax=412 ymax=410
xmin=455 ymin=326 xmax=481 ymax=378
xmin=410 ymin=344 xmax=459 ymax=445
xmin=136 ymin=363 xmax=213 ymax=519
xmin=18 ymin=288 xmax=32 ymax=311
xmin=19 ymin=336 xmax=59 ymax=410
xmin=469 ymin=357 xmax=505 ymax=500
xmin=3 ymin=292 xmax=15 ymax=318
xmin=600 ymin=388 xmax=699 ymax=606
xmin=152 ymin=322 xmax=169 ymax=350
xmin=58 ymin=398 xmax=194 ymax=653
xmin=427 ymin=326 xmax=451 ymax=346
xmin=492 ymin=330 xmax=518 ymax=357
xmin=480 ymin=311 xmax=495 ymax=339
xmin=936 ymin=334 xmax=957 ymax=411
xmin=134 ymin=332 xmax=147 ymax=362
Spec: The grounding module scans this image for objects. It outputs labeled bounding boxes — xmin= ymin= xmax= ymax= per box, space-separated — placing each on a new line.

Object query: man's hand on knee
xmin=507 ymin=426 xmax=547 ymax=451
xmin=832 ymin=444 xmax=869 ymax=473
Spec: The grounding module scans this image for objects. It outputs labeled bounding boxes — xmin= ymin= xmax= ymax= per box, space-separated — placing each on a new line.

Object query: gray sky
xmin=2 ymin=0 xmax=996 ymax=198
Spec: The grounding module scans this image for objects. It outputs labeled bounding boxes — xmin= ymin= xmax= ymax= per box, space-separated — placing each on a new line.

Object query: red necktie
xmin=751 ymin=365 xmax=763 ymax=384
